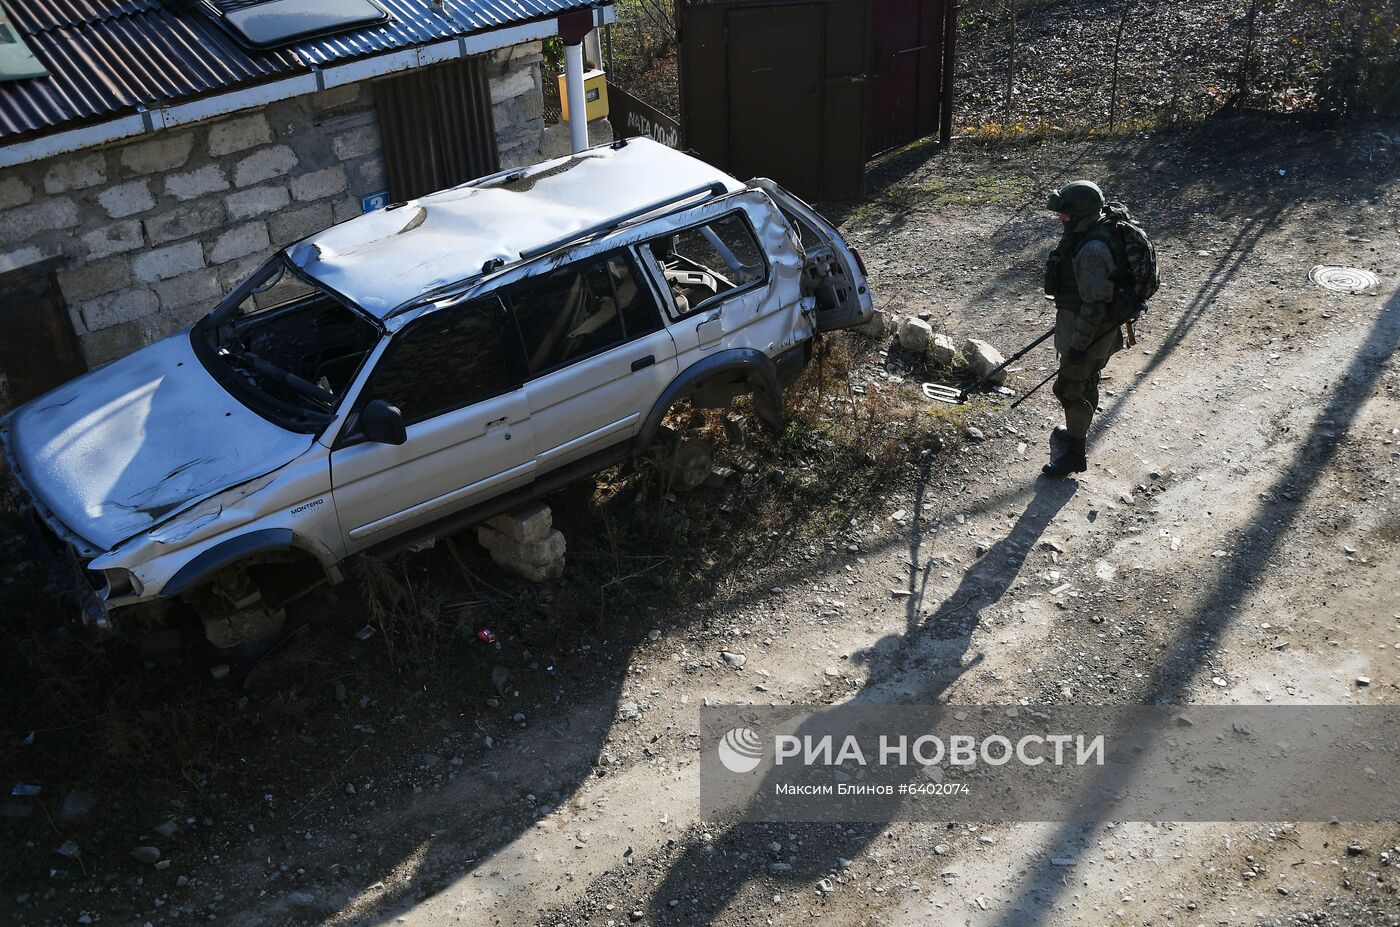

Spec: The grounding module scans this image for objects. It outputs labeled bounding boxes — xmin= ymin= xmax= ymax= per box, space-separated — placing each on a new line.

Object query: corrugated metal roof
xmin=0 ymin=0 xmax=599 ymax=142
xmin=293 ymin=0 xmax=590 ymax=65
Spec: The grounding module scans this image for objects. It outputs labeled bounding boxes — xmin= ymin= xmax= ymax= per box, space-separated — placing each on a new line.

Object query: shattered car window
xmin=508 ymin=251 xmax=660 ymax=376
xmin=646 ymin=212 xmax=766 ymax=317
xmin=365 ymin=299 xmax=512 ymax=425
xmin=193 ymin=256 xmax=380 ymax=432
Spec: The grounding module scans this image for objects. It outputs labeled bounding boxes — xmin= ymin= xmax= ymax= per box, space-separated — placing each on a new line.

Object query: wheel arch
xmin=161 ymin=528 xmax=341 ymax=597
xmin=635 ymin=348 xmax=784 ymax=453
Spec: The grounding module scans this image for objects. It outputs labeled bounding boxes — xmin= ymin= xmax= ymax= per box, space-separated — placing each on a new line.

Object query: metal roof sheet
xmin=293 ymin=0 xmax=591 ymax=65
xmin=0 ymin=0 xmax=601 ymax=141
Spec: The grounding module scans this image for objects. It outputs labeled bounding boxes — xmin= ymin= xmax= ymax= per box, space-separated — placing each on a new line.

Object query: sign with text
xmin=701 ymin=705 xmax=1400 ymax=822
xmin=608 ymin=84 xmax=681 ymax=149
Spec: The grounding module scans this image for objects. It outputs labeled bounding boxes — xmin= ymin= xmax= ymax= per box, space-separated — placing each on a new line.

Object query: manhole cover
xmin=1309 ymin=265 xmax=1379 ymax=293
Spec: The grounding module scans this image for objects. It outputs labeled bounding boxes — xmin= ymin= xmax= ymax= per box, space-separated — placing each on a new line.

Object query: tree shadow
xmin=644 ymin=474 xmax=1078 ymax=924
xmin=982 ymin=289 xmax=1400 ymax=924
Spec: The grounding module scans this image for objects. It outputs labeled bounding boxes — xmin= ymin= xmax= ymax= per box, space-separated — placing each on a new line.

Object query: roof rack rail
xmin=518 ymin=181 xmax=728 ymax=261
xmin=384 ymin=181 xmax=731 ymax=321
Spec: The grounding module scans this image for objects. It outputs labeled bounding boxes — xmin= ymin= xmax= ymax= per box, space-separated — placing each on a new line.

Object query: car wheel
xmin=669 ymin=438 xmax=714 ymax=493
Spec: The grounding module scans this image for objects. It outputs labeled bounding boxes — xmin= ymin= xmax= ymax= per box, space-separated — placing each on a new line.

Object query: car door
xmin=330 ymin=297 xmax=535 ymax=553
xmin=505 ymin=248 xmax=679 ymax=474
xmin=642 ymin=210 xmax=771 ymax=366
xmin=751 ymin=178 xmax=874 ymax=332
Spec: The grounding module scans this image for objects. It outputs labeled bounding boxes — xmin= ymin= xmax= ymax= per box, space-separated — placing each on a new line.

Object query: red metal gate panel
xmin=868 ymin=0 xmax=946 ymax=155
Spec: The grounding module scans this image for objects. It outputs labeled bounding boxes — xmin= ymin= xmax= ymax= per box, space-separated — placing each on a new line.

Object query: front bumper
xmin=15 ymin=504 xmax=113 ymax=634
xmin=2 ymin=448 xmax=113 ymax=634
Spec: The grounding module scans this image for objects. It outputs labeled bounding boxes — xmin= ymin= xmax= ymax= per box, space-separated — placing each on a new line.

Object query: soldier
xmin=1041 ymin=180 xmax=1123 ymax=478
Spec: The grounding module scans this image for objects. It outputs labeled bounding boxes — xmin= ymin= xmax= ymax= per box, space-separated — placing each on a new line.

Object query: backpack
xmin=1094 ymin=203 xmax=1159 ymax=323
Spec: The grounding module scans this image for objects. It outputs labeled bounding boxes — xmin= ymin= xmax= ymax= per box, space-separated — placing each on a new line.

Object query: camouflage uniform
xmin=1049 ymin=215 xmax=1123 ymax=440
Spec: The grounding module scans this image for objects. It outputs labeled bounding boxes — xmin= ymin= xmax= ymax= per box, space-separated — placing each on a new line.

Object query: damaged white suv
xmin=1 ymin=139 xmax=872 ymax=648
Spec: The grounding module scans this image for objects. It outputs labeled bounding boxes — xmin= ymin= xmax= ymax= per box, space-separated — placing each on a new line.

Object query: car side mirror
xmin=361 ymin=399 xmax=407 ymax=446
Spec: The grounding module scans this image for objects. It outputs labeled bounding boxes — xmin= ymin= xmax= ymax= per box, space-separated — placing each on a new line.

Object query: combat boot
xmin=1042 ymin=430 xmax=1087 ymax=478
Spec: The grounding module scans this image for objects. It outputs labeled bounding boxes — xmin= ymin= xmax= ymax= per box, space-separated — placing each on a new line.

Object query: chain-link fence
xmin=956 ymin=0 xmax=1399 ymax=136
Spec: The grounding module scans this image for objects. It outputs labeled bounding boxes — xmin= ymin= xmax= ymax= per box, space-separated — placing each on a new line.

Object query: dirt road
xmin=4 ymin=116 xmax=1397 ymax=926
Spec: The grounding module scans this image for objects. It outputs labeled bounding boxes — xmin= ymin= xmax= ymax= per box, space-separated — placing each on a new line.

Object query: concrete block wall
xmin=0 ymin=43 xmax=547 ymax=373
xmin=489 ymin=40 xmax=548 ymax=169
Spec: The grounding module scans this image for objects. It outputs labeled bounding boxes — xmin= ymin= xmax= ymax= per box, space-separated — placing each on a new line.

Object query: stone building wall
xmin=0 ymin=42 xmax=546 ymax=378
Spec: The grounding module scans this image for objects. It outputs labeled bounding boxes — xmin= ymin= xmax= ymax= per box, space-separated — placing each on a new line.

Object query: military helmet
xmin=1046 ymin=180 xmax=1105 ymax=218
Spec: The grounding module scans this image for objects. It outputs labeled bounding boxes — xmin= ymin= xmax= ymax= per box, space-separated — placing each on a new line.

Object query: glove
xmin=1062 ymin=348 xmax=1088 ymax=364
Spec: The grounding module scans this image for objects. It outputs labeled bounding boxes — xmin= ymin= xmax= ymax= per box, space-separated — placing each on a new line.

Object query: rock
xmin=898 ymin=317 xmax=934 ymax=353
xmin=486 ymin=502 xmax=553 ymax=545
xmin=288 ymin=891 xmax=316 ymax=908
xmin=934 ymin=843 xmax=950 ymax=855
xmin=344 ymin=783 xmax=356 ymax=796
xmin=1346 ymin=843 xmax=1367 ymax=856
xmin=720 ymin=651 xmax=747 ymax=668
xmin=648 ymin=629 xmax=661 ymax=641
xmin=962 ymin=338 xmax=1008 ymax=383
xmin=630 ymin=910 xmax=644 ymax=922
xmin=929 ymin=332 xmax=957 ymax=365
xmin=152 ymin=820 xmax=178 ymax=839
xmin=57 ymin=791 xmax=96 ymax=822
xmin=817 ymin=877 xmax=834 ymax=893
xmin=334 ymin=680 xmax=348 ymax=701
xmin=965 ymin=426 xmax=986 ymax=442
xmin=54 ymin=840 xmax=80 ymax=860
xmin=1356 ymin=676 xmax=1371 ymax=687
xmin=130 ymin=846 xmax=161 ymax=865
xmin=705 ymin=466 xmax=737 ymax=489
xmin=618 ymin=701 xmax=641 ymax=721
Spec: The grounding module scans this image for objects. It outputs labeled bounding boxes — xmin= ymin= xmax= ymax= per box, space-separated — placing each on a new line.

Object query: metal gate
xmin=678 ymin=0 xmax=871 ymax=201
xmin=868 ymin=0 xmax=951 ymax=154
xmin=677 ymin=0 xmax=956 ymax=200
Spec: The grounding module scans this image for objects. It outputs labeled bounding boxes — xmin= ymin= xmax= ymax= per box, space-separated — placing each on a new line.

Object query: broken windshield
xmin=193 ymin=256 xmax=381 ymax=433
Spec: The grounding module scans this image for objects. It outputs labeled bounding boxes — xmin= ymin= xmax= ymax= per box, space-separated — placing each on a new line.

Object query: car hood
xmin=2 ymin=334 xmax=315 ymax=552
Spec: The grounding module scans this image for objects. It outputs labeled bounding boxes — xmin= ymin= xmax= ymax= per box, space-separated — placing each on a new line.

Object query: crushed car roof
xmin=288 ymin=139 xmax=746 ymax=317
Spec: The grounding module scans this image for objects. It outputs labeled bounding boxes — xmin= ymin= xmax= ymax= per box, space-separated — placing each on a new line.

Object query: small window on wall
xmin=645 ymin=212 xmax=767 ymax=318
xmin=366 ymin=299 xmax=512 ymax=425
xmin=507 ymin=251 xmax=663 ymax=377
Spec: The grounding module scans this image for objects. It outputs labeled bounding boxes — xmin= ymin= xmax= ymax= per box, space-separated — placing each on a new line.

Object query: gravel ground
xmin=2 ymin=114 xmax=1399 ymax=926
